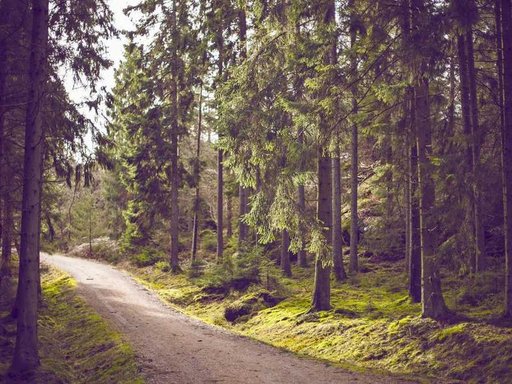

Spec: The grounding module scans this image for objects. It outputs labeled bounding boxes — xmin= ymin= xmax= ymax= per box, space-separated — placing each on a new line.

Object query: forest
xmin=1 ymin=0 xmax=512 ymax=383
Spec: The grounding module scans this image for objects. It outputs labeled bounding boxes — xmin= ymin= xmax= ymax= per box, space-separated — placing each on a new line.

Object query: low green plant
xmin=154 ymin=261 xmax=171 ymax=272
xmin=200 ymin=229 xmax=217 ymax=253
xmin=131 ymin=248 xmax=164 ymax=267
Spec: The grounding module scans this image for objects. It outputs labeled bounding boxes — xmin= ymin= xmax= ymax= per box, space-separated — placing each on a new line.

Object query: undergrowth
xmin=0 ymin=266 xmax=143 ymax=384
xmin=125 ymin=251 xmax=512 ymax=383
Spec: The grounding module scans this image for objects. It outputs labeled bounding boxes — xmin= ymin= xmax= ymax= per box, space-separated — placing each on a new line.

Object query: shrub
xmin=131 ymin=248 xmax=164 ymax=267
xmin=154 ymin=261 xmax=171 ymax=272
xmin=201 ymin=245 xmax=264 ymax=294
xmin=200 ymin=229 xmax=217 ymax=253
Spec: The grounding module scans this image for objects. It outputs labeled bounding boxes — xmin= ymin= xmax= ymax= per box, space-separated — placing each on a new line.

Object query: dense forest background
xmin=2 ymin=0 xmax=512 ymax=380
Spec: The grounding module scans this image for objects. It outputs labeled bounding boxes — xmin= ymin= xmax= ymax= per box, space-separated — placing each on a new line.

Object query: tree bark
xmin=169 ymin=0 xmax=180 ymax=272
xmin=466 ymin=28 xmax=485 ymax=272
xmin=332 ymin=146 xmax=346 ymax=281
xmin=216 ymin=27 xmax=225 ymax=262
xmin=11 ymin=0 xmax=49 ymax=373
xmin=237 ymin=4 xmax=249 ymax=249
xmin=191 ymin=84 xmax=203 ymax=264
xmin=281 ymin=230 xmax=291 ymax=277
xmin=349 ymin=0 xmax=359 ymax=274
xmin=412 ymin=0 xmax=449 ymax=320
xmin=500 ymin=0 xmax=512 ymax=319
xmin=416 ymin=77 xmax=448 ymax=319
xmin=0 ymin=0 xmax=16 ymax=279
xmin=311 ymin=0 xmax=336 ymax=311
xmin=226 ymin=193 xmax=232 ymax=238
xmin=297 ymin=180 xmax=308 ymax=267
xmin=312 ymin=151 xmax=332 ymax=311
xmin=496 ymin=0 xmax=505 ymax=157
xmin=409 ymin=92 xmax=421 ymax=303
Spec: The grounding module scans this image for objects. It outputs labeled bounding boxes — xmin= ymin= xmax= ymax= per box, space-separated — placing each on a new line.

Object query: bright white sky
xmin=64 ymin=0 xmax=140 ymax=151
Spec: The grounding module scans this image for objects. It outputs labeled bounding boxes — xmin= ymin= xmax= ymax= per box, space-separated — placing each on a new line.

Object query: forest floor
xmin=74 ymin=240 xmax=512 ymax=384
xmin=0 ymin=263 xmax=142 ymax=383
xmin=42 ymin=253 xmax=416 ymax=384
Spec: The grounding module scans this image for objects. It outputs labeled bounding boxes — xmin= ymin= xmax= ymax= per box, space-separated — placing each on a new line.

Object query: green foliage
xmin=200 ymin=245 xmax=283 ymax=294
xmin=154 ymin=261 xmax=171 ymax=273
xmin=125 ymin=258 xmax=512 ymax=383
xmin=131 ymin=248 xmax=165 ymax=267
xmin=200 ymin=229 xmax=217 ymax=253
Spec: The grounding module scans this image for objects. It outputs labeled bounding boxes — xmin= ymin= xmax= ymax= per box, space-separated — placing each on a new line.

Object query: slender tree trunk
xmin=191 ymin=84 xmax=203 ymax=263
xmin=404 ymin=130 xmax=411 ymax=272
xmin=237 ymin=5 xmax=249 ymax=249
xmin=0 ymin=0 xmax=13 ymax=278
xmin=457 ymin=34 xmax=476 ymax=273
xmin=297 ymin=180 xmax=307 ymax=267
xmin=169 ymin=0 xmax=180 ymax=272
xmin=466 ymin=29 xmax=485 ymax=272
xmin=312 ymin=0 xmax=335 ymax=312
xmin=226 ymin=193 xmax=232 ymax=238
xmin=217 ymin=32 xmax=224 ymax=263
xmin=11 ymin=0 xmax=49 ymax=373
xmin=457 ymin=35 xmax=474 ymax=168
xmin=332 ymin=145 xmax=346 ymax=281
xmin=349 ymin=1 xmax=359 ymax=273
xmin=217 ymin=150 xmax=224 ymax=260
xmin=0 ymin=0 xmax=5 ymax=276
xmin=281 ymin=230 xmax=291 ymax=277
xmin=500 ymin=0 xmax=512 ymax=319
xmin=412 ymin=0 xmax=449 ymax=320
xmin=409 ymin=93 xmax=421 ymax=303
xmin=416 ymin=78 xmax=448 ymax=319
xmin=312 ymin=150 xmax=332 ymax=311
xmin=2 ymin=128 xmax=14 ymax=277
xmin=496 ymin=0 xmax=505 ymax=155
xmin=238 ymin=186 xmax=249 ymax=246
xmin=45 ymin=212 xmax=54 ymax=242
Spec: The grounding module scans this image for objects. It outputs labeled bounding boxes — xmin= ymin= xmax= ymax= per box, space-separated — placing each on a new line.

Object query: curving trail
xmin=42 ymin=254 xmax=415 ymax=384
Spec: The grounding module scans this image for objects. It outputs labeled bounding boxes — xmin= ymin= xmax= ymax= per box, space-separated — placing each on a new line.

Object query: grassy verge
xmin=0 ymin=265 xmax=143 ymax=384
xmin=123 ymin=258 xmax=512 ymax=384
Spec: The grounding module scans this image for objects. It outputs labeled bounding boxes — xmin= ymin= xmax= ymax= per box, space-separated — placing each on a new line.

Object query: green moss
xmin=435 ymin=323 xmax=467 ymax=341
xmin=125 ymin=260 xmax=512 ymax=384
xmin=0 ymin=268 xmax=144 ymax=384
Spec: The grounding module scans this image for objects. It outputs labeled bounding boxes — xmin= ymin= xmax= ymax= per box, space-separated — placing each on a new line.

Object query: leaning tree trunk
xmin=500 ymin=0 xmax=512 ymax=319
xmin=11 ymin=0 xmax=49 ymax=373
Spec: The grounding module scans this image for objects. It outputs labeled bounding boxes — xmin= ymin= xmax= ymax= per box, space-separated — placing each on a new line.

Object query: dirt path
xmin=42 ymin=254 xmax=415 ymax=384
